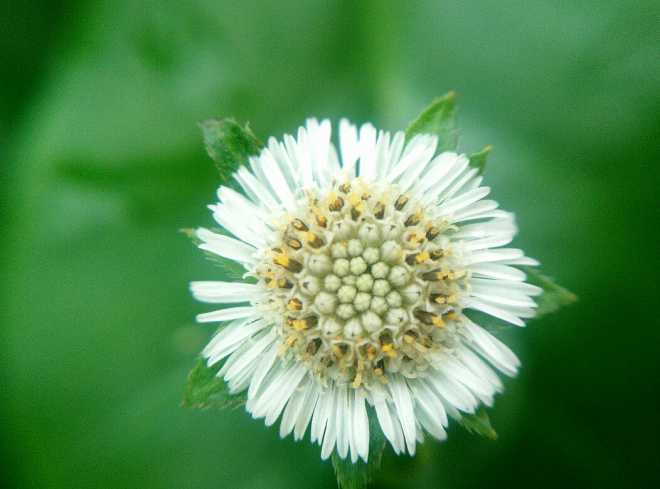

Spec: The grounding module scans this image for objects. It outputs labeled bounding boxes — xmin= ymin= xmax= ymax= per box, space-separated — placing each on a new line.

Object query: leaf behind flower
xmin=405 ymin=91 xmax=458 ymax=151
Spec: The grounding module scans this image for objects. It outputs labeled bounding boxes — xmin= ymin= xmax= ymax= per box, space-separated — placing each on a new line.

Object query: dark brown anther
xmin=306 ymin=233 xmax=324 ymax=249
xmin=429 ymin=249 xmax=444 ymax=261
xmin=403 ymin=330 xmax=418 ymax=344
xmin=361 ymin=192 xmax=371 ymax=201
xmin=277 ymin=278 xmax=294 ymax=289
xmin=421 ymin=269 xmax=445 ymax=281
xmin=374 ymin=202 xmax=385 ymax=219
xmin=351 ymin=206 xmax=362 ymax=221
xmin=287 ymin=238 xmax=302 ymax=250
xmin=429 ymin=293 xmax=448 ymax=305
xmin=274 ymin=256 xmax=303 ymax=273
xmin=405 ymin=253 xmax=419 ymax=265
xmin=306 ymin=315 xmax=319 ymax=328
xmin=414 ymin=308 xmax=445 ymax=327
xmin=426 ymin=226 xmax=440 ymax=241
xmin=379 ymin=331 xmax=393 ymax=346
xmin=329 ymin=195 xmax=344 ymax=212
xmin=315 ymin=214 xmax=327 ymax=228
xmin=404 ymin=212 xmax=421 ymax=227
xmin=413 ymin=309 xmax=434 ymax=325
xmin=339 ymin=182 xmax=351 ymax=193
xmin=306 ymin=338 xmax=322 ymax=355
xmin=394 ymin=194 xmax=409 ymax=210
xmin=292 ymin=218 xmax=309 ymax=231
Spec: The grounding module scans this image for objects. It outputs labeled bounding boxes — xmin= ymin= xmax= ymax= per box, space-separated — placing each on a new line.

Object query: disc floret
xmin=256 ymin=178 xmax=469 ymax=389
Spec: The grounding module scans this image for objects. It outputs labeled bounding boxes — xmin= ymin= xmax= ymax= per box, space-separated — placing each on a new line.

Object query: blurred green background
xmin=2 ymin=1 xmax=659 ymax=488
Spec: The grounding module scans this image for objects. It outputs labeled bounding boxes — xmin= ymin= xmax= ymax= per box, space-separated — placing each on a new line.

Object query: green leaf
xmin=458 ymin=407 xmax=498 ymax=440
xmin=331 ymin=410 xmax=386 ymax=489
xmin=405 ymin=91 xmax=458 ymax=151
xmin=182 ymin=356 xmax=246 ymax=410
xmin=468 ymin=145 xmax=492 ymax=175
xmin=524 ymin=267 xmax=578 ymax=319
xmin=200 ymin=118 xmax=263 ymax=184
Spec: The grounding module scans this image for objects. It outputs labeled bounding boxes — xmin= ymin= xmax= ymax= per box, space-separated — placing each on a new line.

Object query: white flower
xmin=190 ymin=118 xmax=541 ymax=462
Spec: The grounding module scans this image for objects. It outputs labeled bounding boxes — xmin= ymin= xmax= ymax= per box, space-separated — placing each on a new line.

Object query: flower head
xmin=190 ymin=118 xmax=541 ymax=462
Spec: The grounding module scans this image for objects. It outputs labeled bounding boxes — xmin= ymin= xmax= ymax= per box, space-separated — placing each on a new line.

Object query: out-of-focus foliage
xmin=2 ymin=1 xmax=659 ymax=489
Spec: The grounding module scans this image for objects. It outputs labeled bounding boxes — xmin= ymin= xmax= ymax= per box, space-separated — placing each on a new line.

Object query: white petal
xmin=335 ymin=385 xmax=349 ymax=459
xmin=280 ymin=380 xmax=309 ymax=438
xmin=196 ymin=228 xmax=256 ymax=264
xmin=320 ymin=388 xmax=338 ymax=459
xmin=211 ymin=204 xmax=267 ymax=248
xmin=388 ymin=376 xmax=417 ymax=455
xmin=196 ymin=306 xmax=256 ymax=323
xmin=457 ymin=346 xmax=503 ymax=392
xmin=202 ymin=318 xmax=266 ymax=365
xmin=463 ymin=320 xmax=520 ymax=376
xmin=264 ymin=366 xmax=307 ymax=426
xmin=311 ymin=389 xmax=333 ymax=444
xmin=470 ymin=263 xmax=527 ymax=281
xmin=397 ymin=136 xmax=438 ymax=192
xmin=357 ymin=123 xmax=378 ymax=181
xmin=372 ymin=386 xmax=404 ymax=454
xmin=247 ymin=342 xmax=279 ymax=399
xmin=425 ymin=373 xmax=478 ymax=414
xmin=190 ymin=281 xmax=262 ymax=304
xmin=224 ymin=329 xmax=277 ymax=382
xmin=466 ymin=248 xmax=525 ymax=265
xmin=437 ymin=186 xmax=491 ymax=217
xmin=235 ymin=166 xmax=279 ymax=211
xmin=294 ymin=383 xmax=320 ymax=441
xmin=471 ymin=277 xmax=543 ymax=296
xmin=464 ymin=298 xmax=525 ymax=326
xmin=339 ymin=119 xmax=359 ymax=178
xmin=353 ymin=389 xmax=369 ymax=462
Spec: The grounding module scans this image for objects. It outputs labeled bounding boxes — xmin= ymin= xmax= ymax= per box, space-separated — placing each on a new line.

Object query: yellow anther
xmin=351 ymin=373 xmax=363 ymax=389
xmin=328 ymin=192 xmax=344 ymax=211
xmin=291 ymin=218 xmax=309 ymax=231
xmin=374 ymin=202 xmax=385 ymax=219
xmin=347 ymin=192 xmax=361 ymax=207
xmin=287 ymin=298 xmax=302 ymax=311
xmin=273 ymin=252 xmax=303 ymax=273
xmin=302 ymin=231 xmax=324 ymax=248
xmin=292 ymin=319 xmax=308 ymax=331
xmin=426 ymin=226 xmax=440 ymax=240
xmin=415 ymin=251 xmax=430 ymax=263
xmin=432 ymin=316 xmax=445 ymax=328
xmin=445 ymin=311 xmax=458 ymax=321
xmin=374 ymin=367 xmax=384 ymax=376
xmin=406 ymin=232 xmax=425 ymax=245
xmin=403 ymin=334 xmax=415 ymax=344
xmin=394 ymin=194 xmax=409 ymax=210
xmin=382 ymin=344 xmax=397 ymax=357
xmin=273 ymin=253 xmax=289 ymax=267
xmin=287 ymin=238 xmax=302 ymax=250
xmin=315 ymin=213 xmax=328 ymax=228
xmin=404 ymin=209 xmax=423 ymax=227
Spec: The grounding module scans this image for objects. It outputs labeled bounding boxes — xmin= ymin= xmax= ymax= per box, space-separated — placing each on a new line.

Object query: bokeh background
xmin=2 ymin=1 xmax=659 ymax=488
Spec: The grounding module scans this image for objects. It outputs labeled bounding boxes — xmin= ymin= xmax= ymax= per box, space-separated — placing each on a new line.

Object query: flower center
xmin=255 ymin=178 xmax=470 ymax=389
